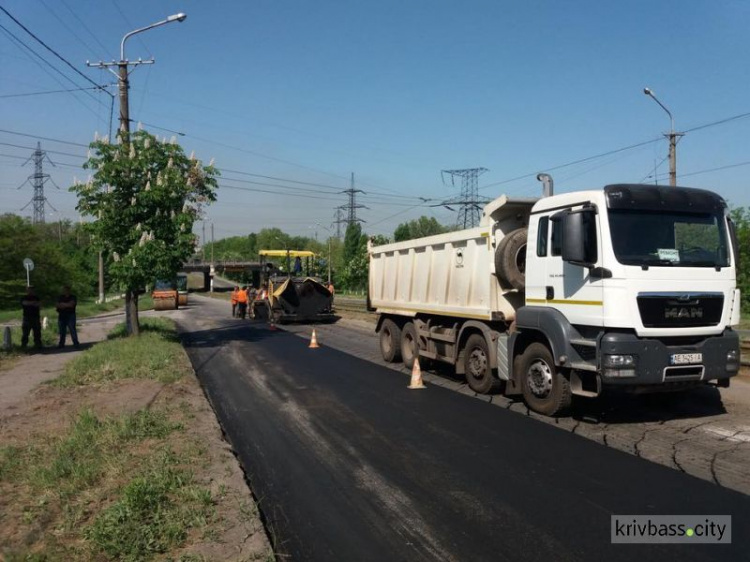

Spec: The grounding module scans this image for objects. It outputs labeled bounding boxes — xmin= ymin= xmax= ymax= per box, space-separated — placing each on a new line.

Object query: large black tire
xmin=463 ymin=333 xmax=498 ymax=394
xmin=380 ymin=319 xmax=402 ymax=363
xmin=495 ymin=228 xmax=527 ymax=291
xmin=517 ymin=342 xmax=572 ymax=416
xmin=400 ymin=322 xmax=418 ymax=369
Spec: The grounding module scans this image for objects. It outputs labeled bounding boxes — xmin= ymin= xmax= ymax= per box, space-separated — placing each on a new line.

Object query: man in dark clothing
xmin=56 ymin=285 xmax=80 ymax=348
xmin=21 ymin=286 xmax=42 ymax=349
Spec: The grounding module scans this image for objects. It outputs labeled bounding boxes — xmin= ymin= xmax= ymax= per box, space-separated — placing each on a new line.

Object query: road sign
xmin=23 ymin=257 xmax=34 ymax=287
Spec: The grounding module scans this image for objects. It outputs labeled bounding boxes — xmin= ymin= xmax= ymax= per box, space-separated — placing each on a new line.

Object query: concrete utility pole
xmin=86 ymin=13 xmax=187 ymax=328
xmin=643 ymin=87 xmax=683 ymax=186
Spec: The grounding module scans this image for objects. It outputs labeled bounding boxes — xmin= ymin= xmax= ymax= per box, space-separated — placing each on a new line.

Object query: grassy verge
xmin=0 ymin=318 xmax=239 ymax=561
xmin=53 ymin=318 xmax=187 ymax=387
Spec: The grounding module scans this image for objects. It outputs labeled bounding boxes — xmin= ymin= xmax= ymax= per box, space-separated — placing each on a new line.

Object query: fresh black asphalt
xmin=179 ymin=296 xmax=749 ymax=561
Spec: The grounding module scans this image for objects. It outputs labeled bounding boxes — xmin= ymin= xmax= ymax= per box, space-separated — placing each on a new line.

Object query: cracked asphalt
xmin=281 ymin=312 xmax=750 ymax=496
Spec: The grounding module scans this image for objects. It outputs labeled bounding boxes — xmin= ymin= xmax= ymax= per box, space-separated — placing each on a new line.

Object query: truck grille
xmin=637 ymin=293 xmax=723 ymax=328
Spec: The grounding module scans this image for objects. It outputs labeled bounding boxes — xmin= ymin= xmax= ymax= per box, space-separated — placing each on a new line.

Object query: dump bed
xmin=368 ymin=196 xmax=536 ymax=322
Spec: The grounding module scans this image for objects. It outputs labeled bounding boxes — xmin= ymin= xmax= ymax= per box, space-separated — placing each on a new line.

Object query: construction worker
xmin=56 ymin=285 xmax=80 ymax=349
xmin=237 ymin=285 xmax=249 ymax=319
xmin=20 ymin=285 xmax=42 ymax=350
xmin=230 ymin=286 xmax=240 ymax=317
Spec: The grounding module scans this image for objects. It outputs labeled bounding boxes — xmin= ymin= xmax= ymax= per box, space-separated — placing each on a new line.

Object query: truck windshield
xmin=608 ymin=209 xmax=730 ymax=268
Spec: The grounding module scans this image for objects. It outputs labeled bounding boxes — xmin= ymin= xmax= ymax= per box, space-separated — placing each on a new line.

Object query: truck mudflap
xmin=599 ymin=329 xmax=740 ymax=387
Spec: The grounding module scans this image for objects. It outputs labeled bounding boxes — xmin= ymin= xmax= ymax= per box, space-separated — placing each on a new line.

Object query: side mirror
xmin=561 ymin=209 xmax=597 ymax=267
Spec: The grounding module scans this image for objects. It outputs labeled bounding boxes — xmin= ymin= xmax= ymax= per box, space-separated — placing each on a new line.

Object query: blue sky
xmin=2 ymin=0 xmax=749 ymax=241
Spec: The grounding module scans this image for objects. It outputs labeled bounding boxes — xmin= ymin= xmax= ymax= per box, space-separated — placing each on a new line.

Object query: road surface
xmin=177 ymin=295 xmax=749 ymax=561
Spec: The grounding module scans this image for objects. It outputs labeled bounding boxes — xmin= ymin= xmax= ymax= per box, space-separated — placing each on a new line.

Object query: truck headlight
xmin=603 ymin=354 xmax=635 ymax=368
xmin=726 ymin=349 xmax=739 ymax=372
xmin=603 ymin=354 xmax=637 ymax=378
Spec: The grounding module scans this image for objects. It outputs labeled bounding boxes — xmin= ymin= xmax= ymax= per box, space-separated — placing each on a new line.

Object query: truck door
xmin=543 ymin=209 xmax=604 ymax=327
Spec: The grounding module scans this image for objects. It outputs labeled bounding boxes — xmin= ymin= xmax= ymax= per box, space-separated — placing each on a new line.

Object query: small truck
xmin=368 ymin=179 xmax=741 ymax=415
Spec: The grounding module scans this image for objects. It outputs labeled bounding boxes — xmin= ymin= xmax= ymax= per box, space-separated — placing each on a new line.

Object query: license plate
xmin=670 ymin=353 xmax=702 ymax=365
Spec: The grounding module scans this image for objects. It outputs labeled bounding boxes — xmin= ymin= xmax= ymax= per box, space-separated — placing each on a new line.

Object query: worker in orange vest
xmin=237 ymin=285 xmax=249 ymax=319
xmin=230 ymin=286 xmax=240 ymax=317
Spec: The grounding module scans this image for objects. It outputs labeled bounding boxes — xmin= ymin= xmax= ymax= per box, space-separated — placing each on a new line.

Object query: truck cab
xmin=513 ymin=184 xmax=741 ymax=413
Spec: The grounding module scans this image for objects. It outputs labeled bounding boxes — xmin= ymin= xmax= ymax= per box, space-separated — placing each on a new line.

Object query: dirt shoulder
xmin=0 ymin=314 xmax=272 ymax=561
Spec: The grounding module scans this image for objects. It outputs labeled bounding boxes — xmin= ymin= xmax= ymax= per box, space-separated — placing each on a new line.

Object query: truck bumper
xmin=599 ymin=329 xmax=740 ymax=388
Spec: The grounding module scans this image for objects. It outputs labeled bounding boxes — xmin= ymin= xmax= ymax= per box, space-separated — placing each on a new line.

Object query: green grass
xmin=739 ymin=312 xmax=750 ymax=331
xmin=0 ymin=409 xmax=212 ymax=561
xmin=86 ymin=449 xmax=213 ymax=561
xmin=53 ymin=318 xmax=187 ymax=388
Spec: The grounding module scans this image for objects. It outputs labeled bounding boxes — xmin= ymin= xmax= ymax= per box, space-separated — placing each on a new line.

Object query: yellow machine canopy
xmin=259 ymin=250 xmax=317 ymax=258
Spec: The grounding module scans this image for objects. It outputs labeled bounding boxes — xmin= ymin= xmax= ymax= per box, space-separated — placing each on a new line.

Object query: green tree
xmin=72 ymin=130 xmax=218 ymax=335
xmin=731 ymin=207 xmax=750 ymax=312
xmin=343 ymin=223 xmax=363 ymax=264
xmin=393 ymin=216 xmax=448 ymax=242
xmin=0 ymin=214 xmax=95 ymax=310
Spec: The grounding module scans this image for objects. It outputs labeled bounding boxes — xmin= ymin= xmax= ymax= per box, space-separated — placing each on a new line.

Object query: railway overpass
xmin=181 ymin=260 xmax=263 ymax=291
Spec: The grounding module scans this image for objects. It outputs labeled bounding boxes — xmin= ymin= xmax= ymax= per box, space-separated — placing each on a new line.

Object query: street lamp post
xmin=643 ymin=87 xmax=682 ymax=186
xmin=88 ymin=13 xmax=187 ymax=138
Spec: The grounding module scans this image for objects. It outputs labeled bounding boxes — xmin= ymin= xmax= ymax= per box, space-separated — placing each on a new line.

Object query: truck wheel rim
xmin=468 ymin=348 xmax=487 ymax=378
xmin=383 ymin=328 xmax=392 ymax=353
xmin=527 ymin=359 xmax=553 ymax=397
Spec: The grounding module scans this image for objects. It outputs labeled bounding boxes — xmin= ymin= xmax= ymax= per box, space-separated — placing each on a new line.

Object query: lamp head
xmin=168 ymin=13 xmax=187 ymax=23
xmin=643 ymin=87 xmax=653 ymax=96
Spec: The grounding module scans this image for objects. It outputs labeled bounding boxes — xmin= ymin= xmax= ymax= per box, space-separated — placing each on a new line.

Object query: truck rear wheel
xmin=518 ymin=342 xmax=571 ymax=416
xmin=464 ymin=334 xmax=497 ymax=394
xmin=400 ymin=322 xmax=418 ymax=369
xmin=380 ymin=319 xmax=402 ymax=363
xmin=495 ymin=228 xmax=527 ymax=291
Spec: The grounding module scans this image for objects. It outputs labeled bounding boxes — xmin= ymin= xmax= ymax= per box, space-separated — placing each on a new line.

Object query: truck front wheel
xmin=380 ymin=319 xmax=402 ymax=363
xmin=518 ymin=342 xmax=571 ymax=416
xmin=464 ymin=334 xmax=497 ymax=394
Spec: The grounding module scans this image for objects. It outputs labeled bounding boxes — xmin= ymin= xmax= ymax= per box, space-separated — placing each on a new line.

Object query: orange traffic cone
xmin=408 ymin=358 xmax=426 ymax=389
xmin=309 ymin=328 xmax=320 ymax=349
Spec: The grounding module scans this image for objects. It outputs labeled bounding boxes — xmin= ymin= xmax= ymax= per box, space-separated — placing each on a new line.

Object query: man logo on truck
xmin=665 ymin=307 xmax=703 ymax=319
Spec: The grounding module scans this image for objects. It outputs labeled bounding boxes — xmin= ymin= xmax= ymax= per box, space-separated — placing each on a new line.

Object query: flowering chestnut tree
xmin=72 ymin=130 xmax=218 ymax=335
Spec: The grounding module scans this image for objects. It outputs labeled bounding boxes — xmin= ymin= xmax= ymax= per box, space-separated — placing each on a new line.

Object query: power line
xmin=479 ymin=137 xmax=662 ymax=192
xmin=0 ymin=5 xmax=107 ymax=92
xmin=0 ymin=141 xmax=85 ymax=159
xmin=0 ymin=128 xmax=89 ymax=147
xmin=0 ymin=22 xmax=105 ymax=116
xmin=0 ymin=85 xmax=106 ymax=98
xmin=38 ymin=0 xmax=103 ymax=59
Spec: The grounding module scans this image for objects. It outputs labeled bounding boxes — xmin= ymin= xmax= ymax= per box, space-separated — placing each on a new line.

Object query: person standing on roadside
xmin=20 ymin=285 xmax=42 ymax=350
xmin=230 ymin=286 xmax=240 ymax=318
xmin=56 ymin=285 xmax=80 ymax=349
xmin=237 ymin=285 xmax=249 ymax=319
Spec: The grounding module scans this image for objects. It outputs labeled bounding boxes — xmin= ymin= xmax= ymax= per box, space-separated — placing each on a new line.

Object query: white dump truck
xmin=368 ymin=179 xmax=742 ymax=415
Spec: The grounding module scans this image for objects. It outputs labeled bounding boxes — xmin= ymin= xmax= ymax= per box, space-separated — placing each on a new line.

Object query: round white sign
xmin=23 ymin=258 xmax=34 ymax=271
